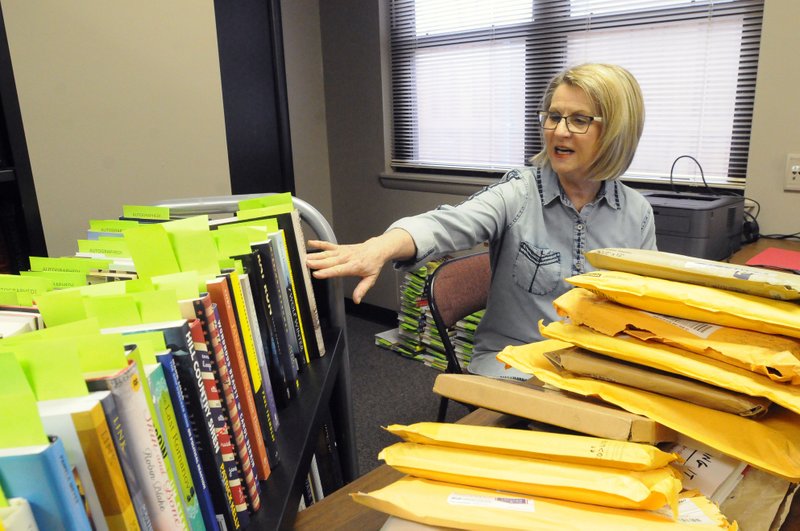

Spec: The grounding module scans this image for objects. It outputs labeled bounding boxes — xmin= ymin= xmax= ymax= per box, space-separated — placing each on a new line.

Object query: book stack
xmin=376 ymin=260 xmax=483 ymax=372
xmin=0 ymin=193 xmax=345 ymax=529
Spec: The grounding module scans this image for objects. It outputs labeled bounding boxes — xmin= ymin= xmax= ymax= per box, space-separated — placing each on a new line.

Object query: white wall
xmin=1 ymin=0 xmax=232 ymax=257
xmin=744 ymin=0 xmax=800 ymax=234
xmin=281 ymin=0 xmax=333 ymax=223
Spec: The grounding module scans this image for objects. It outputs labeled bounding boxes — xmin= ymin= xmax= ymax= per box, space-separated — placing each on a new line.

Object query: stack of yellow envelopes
xmin=352 ymin=422 xmax=737 ymax=529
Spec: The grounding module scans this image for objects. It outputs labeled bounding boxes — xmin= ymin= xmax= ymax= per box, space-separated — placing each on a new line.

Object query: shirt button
xmin=576 ymin=224 xmax=584 ymax=230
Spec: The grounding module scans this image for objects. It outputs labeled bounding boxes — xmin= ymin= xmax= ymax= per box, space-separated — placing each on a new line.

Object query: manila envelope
xmin=553 ymin=287 xmax=800 ymax=384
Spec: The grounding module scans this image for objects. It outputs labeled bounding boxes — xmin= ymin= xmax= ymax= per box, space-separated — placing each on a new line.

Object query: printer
xmin=641 ymin=191 xmax=744 ymax=261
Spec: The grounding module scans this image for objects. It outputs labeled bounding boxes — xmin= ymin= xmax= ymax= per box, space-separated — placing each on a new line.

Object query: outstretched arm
xmin=306 ymin=228 xmax=417 ymax=304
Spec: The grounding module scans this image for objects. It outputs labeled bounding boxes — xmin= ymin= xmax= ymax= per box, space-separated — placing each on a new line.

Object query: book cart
xmin=156 ymin=194 xmax=359 ymax=529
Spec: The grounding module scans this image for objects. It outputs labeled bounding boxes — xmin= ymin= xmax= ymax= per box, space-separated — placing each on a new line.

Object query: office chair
xmin=426 ymin=251 xmax=491 ymax=422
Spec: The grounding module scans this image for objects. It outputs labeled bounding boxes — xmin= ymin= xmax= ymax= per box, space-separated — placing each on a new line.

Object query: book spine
xmin=233 ymin=274 xmax=281 ymax=469
xmin=72 ymin=400 xmax=140 ymax=530
xmin=157 ymin=352 xmax=221 ymax=531
xmin=270 ymin=231 xmax=308 ymax=370
xmin=253 ymin=243 xmax=300 ymax=398
xmin=314 ymin=414 xmax=344 ymax=497
xmin=171 ymin=330 xmax=240 ymax=531
xmin=87 ymin=361 xmax=186 ymax=530
xmin=238 ymin=252 xmax=291 ymax=408
xmin=209 ymin=304 xmax=262 ymax=512
xmin=207 ymin=277 xmax=272 ymax=481
xmin=97 ymin=390 xmax=155 ymax=531
xmin=147 ymin=364 xmax=205 ymax=530
xmin=46 ymin=436 xmax=95 ymax=530
xmin=188 ymin=315 xmax=250 ymax=528
xmin=287 ymin=209 xmax=325 ymax=357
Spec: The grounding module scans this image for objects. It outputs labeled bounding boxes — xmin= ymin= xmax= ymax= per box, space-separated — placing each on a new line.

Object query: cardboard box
xmin=433 ymin=373 xmax=676 ymax=444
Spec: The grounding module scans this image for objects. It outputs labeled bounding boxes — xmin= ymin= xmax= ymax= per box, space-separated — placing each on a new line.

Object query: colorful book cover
xmin=206 ymin=276 xmax=271 ymax=481
xmin=266 ymin=231 xmax=308 ymax=370
xmin=0 ymin=436 xmax=91 ymax=531
xmin=157 ymin=351 xmax=220 ymax=531
xmin=86 ymin=359 xmax=186 ymax=529
xmin=145 ymin=363 xmax=205 ymax=530
xmin=38 ymin=393 xmax=139 ymax=531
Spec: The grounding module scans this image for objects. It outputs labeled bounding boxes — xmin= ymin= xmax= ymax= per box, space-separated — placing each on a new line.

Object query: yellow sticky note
xmin=134 ymin=290 xmax=182 ymax=323
xmin=29 ymin=256 xmax=112 ymax=273
xmin=77 ymin=238 xmax=130 ymax=258
xmin=0 ymin=291 xmax=19 ymax=305
xmin=83 ymin=295 xmax=142 ymax=328
xmin=12 ymin=341 xmax=88 ymax=400
xmin=151 ymin=272 xmax=201 ymax=300
xmin=122 ymin=205 xmax=170 ymax=221
xmin=169 ymin=230 xmax=221 ymax=278
xmin=238 ymin=192 xmax=293 ymax=211
xmin=0 ymin=352 xmax=48 ymax=448
xmin=0 ymin=274 xmax=52 ymax=306
xmin=213 ymin=229 xmax=254 ymax=260
xmin=89 ymin=219 xmax=140 ymax=233
xmin=34 ymin=288 xmax=87 ymax=327
xmin=123 ymin=224 xmax=181 ymax=281
xmin=76 ymin=334 xmax=129 ymax=374
xmin=80 ymin=280 xmax=129 ymax=296
xmin=20 ymin=270 xmax=87 ymax=289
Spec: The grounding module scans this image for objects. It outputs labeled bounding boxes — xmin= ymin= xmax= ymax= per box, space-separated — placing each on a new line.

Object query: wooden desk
xmin=293 ymin=409 xmax=519 ymax=530
xmin=296 ymin=238 xmax=800 ymax=530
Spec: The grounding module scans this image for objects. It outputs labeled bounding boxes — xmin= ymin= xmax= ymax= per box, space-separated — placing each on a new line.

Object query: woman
xmin=307 ymin=63 xmax=656 ymax=380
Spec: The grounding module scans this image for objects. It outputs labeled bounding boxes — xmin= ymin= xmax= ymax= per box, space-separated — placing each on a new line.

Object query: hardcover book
xmin=0 ymin=436 xmax=92 ymax=531
xmin=38 ymin=393 xmax=139 ymax=531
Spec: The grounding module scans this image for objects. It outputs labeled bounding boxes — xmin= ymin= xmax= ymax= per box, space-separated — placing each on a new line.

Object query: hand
xmin=306 ymin=230 xmax=416 ymax=304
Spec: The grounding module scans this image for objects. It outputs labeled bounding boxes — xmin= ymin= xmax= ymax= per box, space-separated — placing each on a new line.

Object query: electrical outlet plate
xmin=785 ymin=153 xmax=800 ymax=191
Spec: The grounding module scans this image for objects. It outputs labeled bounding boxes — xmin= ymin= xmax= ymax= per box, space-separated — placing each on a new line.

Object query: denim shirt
xmin=389 ymin=165 xmax=656 ymax=379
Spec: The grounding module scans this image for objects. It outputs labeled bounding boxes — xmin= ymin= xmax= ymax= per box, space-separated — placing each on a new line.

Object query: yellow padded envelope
xmin=352 ymin=476 xmax=737 ymax=531
xmin=385 ymin=422 xmax=680 ymax=471
xmin=379 ymin=442 xmax=682 ymax=512
xmin=538 ymin=320 xmax=800 ymax=415
xmin=553 ymin=287 xmax=800 ymax=384
xmin=566 ymin=270 xmax=800 ymax=339
xmin=497 ymin=340 xmax=800 ymax=481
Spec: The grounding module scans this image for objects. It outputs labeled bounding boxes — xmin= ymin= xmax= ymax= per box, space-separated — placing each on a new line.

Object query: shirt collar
xmin=537 ymin=166 xmax=622 ymax=210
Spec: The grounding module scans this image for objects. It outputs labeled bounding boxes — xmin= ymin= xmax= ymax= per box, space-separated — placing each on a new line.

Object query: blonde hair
xmin=531 ymin=63 xmax=644 ymax=182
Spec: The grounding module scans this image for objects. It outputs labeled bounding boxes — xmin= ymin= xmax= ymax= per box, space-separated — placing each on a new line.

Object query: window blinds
xmin=389 ymin=0 xmax=764 ymax=188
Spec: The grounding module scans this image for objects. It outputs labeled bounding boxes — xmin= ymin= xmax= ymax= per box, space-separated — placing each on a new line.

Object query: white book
xmin=0 ymin=498 xmax=39 ymax=531
xmin=86 ymin=359 xmax=187 ymax=530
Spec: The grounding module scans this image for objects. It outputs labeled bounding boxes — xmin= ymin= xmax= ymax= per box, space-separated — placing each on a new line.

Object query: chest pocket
xmin=512 ymin=243 xmax=561 ymax=296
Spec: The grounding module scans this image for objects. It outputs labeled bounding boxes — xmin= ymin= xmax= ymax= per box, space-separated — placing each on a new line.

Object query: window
xmin=389 ymin=0 xmax=764 ymax=188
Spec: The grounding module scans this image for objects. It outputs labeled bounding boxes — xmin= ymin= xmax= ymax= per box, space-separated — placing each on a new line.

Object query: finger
xmin=352 ymin=276 xmax=377 ymax=304
xmin=307 ymin=239 xmax=337 ymax=251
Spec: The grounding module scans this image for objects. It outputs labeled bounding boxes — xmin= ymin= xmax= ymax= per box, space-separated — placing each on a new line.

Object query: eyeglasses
xmin=537 ymin=111 xmax=603 ymax=134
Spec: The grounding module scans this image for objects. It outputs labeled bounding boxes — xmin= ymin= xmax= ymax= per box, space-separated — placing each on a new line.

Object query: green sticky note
xmin=77 ymin=238 xmax=130 ymax=258
xmin=219 ymin=258 xmax=237 ymax=272
xmin=214 ymin=228 xmax=255 ymax=260
xmin=134 ymin=289 xmax=181 ymax=323
xmin=12 ymin=341 xmax=88 ymax=400
xmin=21 ymin=270 xmax=87 ymax=289
xmin=80 ymin=280 xmax=128 ymax=296
xmin=0 ymin=482 xmax=7 ymax=507
xmin=84 ymin=295 xmax=142 ymax=328
xmin=124 ymin=278 xmax=154 ymax=293
xmin=0 ymin=290 xmax=19 ymax=305
xmin=238 ymin=192 xmax=293 ymax=211
xmin=29 ymin=256 xmax=112 ymax=273
xmin=216 ymin=222 xmax=273 ymax=243
xmin=151 ymin=271 xmax=200 ymax=300
xmin=35 ymin=288 xmax=87 ymax=327
xmin=163 ymin=215 xmax=209 ymax=233
xmin=236 ymin=204 xmax=290 ymax=220
xmin=89 ymin=219 xmax=140 ymax=233
xmin=112 ymin=330 xmax=166 ymax=353
xmin=123 ymin=224 xmax=180 ymax=281
xmin=0 ymin=274 xmax=52 ymax=306
xmin=76 ymin=334 xmax=129 ymax=374
xmin=0 ymin=352 xmax=48 ymax=448
xmin=169 ymin=231 xmax=221 ymax=278
xmin=122 ymin=205 xmax=170 ymax=221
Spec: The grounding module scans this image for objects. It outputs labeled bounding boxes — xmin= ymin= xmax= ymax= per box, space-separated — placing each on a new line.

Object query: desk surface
xmin=296 ymin=238 xmax=800 ymax=530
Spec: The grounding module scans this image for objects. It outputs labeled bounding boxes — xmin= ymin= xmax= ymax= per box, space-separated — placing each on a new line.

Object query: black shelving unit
xmin=253 ymin=327 xmax=345 ymax=529
xmin=156 ymin=194 xmax=359 ymax=530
